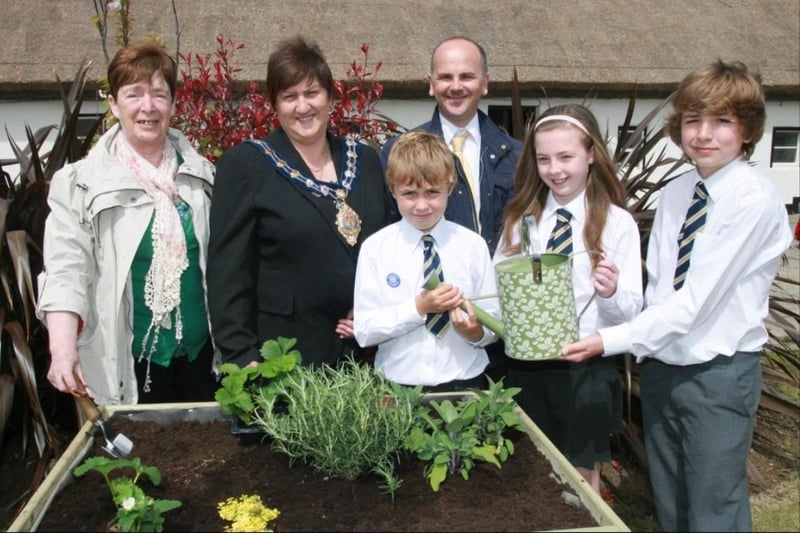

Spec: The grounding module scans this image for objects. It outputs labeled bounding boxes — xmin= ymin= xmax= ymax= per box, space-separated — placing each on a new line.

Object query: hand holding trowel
xmin=73 ymin=375 xmax=133 ymax=458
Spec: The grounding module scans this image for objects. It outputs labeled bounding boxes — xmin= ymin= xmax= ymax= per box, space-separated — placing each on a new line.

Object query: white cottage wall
xmin=2 ymin=98 xmax=797 ymax=209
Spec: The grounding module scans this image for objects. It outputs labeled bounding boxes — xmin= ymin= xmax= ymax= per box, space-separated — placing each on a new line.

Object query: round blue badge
xmin=386 ymin=273 xmax=401 ymax=288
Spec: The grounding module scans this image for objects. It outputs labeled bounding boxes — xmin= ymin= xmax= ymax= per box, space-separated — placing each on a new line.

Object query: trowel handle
xmin=71 ymin=371 xmax=101 ymax=423
xmin=74 ymin=394 xmax=102 ymax=424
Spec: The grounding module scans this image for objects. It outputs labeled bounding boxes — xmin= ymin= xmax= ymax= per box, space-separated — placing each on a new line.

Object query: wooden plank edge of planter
xmin=514 ymin=408 xmax=630 ymax=532
xmin=419 ymin=391 xmax=630 ymax=532
xmin=8 ymin=420 xmax=96 ymax=532
xmin=6 ymin=402 xmax=224 ymax=532
xmin=9 ymin=398 xmax=629 ymax=532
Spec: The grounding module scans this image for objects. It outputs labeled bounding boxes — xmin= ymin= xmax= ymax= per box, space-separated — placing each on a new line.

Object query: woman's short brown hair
xmin=266 ymin=36 xmax=334 ymax=108
xmin=386 ymin=131 xmax=456 ymax=191
xmin=107 ymin=42 xmax=177 ymax=99
xmin=666 ymin=59 xmax=766 ymax=159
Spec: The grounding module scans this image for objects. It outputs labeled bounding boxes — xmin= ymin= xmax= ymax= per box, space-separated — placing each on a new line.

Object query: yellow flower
xmin=218 ymin=494 xmax=280 ymax=532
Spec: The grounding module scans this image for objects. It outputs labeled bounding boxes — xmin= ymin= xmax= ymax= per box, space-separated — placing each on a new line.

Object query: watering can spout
xmin=423 ymin=273 xmax=504 ymax=338
xmin=471 ymin=304 xmax=505 ymax=338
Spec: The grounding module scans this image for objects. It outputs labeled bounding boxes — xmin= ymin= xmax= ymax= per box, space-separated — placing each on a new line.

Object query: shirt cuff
xmin=598 ymin=323 xmax=633 ymax=356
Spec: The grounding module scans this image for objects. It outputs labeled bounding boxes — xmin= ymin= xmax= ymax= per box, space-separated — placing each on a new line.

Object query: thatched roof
xmin=2 ymin=0 xmax=798 ymax=98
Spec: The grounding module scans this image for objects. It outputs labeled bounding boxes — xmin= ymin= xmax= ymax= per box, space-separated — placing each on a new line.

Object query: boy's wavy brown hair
xmin=666 ymin=59 xmax=766 ymax=159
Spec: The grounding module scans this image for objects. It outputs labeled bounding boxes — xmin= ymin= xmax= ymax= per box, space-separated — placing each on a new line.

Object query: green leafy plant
xmin=250 ymin=356 xmax=424 ymax=500
xmin=217 ymin=494 xmax=280 ymax=532
xmin=214 ymin=336 xmax=302 ymax=424
xmin=470 ymin=376 xmax=524 ymax=461
xmin=405 ymin=382 xmax=524 ymax=492
xmin=74 ymin=455 xmax=181 ymax=532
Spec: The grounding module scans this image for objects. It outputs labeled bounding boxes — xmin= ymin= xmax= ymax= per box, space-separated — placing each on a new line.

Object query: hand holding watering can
xmin=429 ymin=214 xmax=581 ymax=361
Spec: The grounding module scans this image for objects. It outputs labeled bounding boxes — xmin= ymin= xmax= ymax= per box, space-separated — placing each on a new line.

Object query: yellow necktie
xmin=451 ymin=130 xmax=477 ymax=200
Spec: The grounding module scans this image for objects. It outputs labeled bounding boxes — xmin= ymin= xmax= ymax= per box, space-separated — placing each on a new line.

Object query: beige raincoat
xmin=36 ymin=125 xmax=215 ymax=404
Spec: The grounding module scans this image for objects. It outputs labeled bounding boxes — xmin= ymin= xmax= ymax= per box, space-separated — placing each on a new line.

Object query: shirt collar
xmin=543 ymin=190 xmax=586 ymax=223
xmin=441 ymin=114 xmax=481 ymax=147
xmin=398 ymin=217 xmax=449 ymax=249
xmin=698 ymin=157 xmax=748 ymax=203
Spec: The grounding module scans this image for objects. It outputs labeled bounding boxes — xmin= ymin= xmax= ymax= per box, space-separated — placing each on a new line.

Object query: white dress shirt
xmin=354 ymin=218 xmax=500 ymax=386
xmin=600 ymin=159 xmax=793 ymax=365
xmin=493 ymin=190 xmax=643 ymax=338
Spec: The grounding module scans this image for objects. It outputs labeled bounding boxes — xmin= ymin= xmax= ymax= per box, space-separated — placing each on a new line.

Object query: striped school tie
xmin=546 ymin=208 xmax=573 ymax=255
xmin=673 ymin=181 xmax=709 ymax=290
xmin=422 ymin=234 xmax=450 ymax=337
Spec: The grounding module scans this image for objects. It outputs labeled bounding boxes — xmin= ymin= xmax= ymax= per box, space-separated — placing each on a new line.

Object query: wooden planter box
xmin=10 ymin=396 xmax=629 ymax=532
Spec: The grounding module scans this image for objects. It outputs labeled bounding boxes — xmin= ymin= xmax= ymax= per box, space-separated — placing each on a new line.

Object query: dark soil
xmin=34 ymin=418 xmax=600 ymax=532
xmin=6 ymin=399 xmax=794 ymax=532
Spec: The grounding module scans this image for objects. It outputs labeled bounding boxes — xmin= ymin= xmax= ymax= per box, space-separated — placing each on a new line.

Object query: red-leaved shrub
xmin=172 ymin=35 xmax=398 ymax=162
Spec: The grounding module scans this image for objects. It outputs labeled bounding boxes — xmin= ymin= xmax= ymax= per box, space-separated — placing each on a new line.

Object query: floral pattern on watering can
xmin=495 ymin=253 xmax=579 ymax=361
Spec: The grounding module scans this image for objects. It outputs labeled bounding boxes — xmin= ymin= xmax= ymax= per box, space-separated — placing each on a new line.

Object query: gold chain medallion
xmin=335 ymin=196 xmax=362 ymax=246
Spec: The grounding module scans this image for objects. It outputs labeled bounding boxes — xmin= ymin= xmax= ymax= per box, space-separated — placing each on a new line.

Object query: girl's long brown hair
xmin=499 ymin=104 xmax=626 ymax=270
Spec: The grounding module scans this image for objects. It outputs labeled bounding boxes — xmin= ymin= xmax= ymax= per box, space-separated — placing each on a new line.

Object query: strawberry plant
xmin=214 ymin=336 xmax=302 ymax=425
xmin=74 ymin=455 xmax=181 ymax=532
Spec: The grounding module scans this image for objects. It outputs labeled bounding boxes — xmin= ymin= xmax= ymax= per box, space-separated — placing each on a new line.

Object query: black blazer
xmin=207 ymin=128 xmax=388 ymax=367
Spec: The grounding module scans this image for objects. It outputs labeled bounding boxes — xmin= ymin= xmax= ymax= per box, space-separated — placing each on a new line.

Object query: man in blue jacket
xmin=380 ymin=36 xmax=522 ymax=381
xmin=381 ymin=36 xmax=521 ymax=255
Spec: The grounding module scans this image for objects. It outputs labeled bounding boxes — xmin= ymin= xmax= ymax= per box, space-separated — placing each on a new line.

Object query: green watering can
xmin=492 ymin=253 xmax=578 ymax=361
xmin=423 ymin=216 xmax=579 ymax=361
xmin=423 ymin=252 xmax=579 ymax=362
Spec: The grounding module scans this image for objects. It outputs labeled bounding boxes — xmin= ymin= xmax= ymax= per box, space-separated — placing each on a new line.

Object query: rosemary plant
xmin=251 ymin=358 xmax=424 ymax=500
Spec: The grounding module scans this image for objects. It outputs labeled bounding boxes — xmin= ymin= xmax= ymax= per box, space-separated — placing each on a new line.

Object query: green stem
xmin=423 ymin=273 xmax=505 ymax=338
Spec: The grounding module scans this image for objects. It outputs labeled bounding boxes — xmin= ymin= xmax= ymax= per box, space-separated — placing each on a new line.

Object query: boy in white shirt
xmin=562 ymin=60 xmax=793 ymax=531
xmin=354 ymin=131 xmax=500 ymax=391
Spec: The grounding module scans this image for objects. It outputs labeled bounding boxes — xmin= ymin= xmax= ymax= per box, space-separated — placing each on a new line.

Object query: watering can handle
xmin=576 ymin=290 xmax=598 ymax=325
xmin=521 ymin=214 xmax=543 ymax=283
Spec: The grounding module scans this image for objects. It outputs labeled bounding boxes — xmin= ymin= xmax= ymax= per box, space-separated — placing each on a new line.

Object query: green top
xmin=131 ymin=195 xmax=209 ymax=367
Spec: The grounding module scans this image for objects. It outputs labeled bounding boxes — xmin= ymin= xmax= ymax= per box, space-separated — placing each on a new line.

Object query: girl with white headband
xmin=493 ymin=103 xmax=643 ymax=494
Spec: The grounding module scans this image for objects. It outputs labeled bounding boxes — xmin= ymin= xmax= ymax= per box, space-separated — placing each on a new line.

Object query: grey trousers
xmin=640 ymin=352 xmax=761 ymax=532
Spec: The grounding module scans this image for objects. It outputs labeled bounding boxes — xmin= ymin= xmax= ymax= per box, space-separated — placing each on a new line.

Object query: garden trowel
xmin=73 ymin=385 xmax=134 ymax=459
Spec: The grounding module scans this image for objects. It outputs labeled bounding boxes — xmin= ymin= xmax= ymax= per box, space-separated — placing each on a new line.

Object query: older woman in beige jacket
xmin=37 ymin=43 xmax=216 ymax=405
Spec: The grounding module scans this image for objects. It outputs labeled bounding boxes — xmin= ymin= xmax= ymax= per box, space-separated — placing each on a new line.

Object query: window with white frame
xmin=770 ymin=128 xmax=799 ymax=166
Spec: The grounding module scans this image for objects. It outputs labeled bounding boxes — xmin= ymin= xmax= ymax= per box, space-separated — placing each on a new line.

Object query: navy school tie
xmin=422 ymin=234 xmax=450 ymax=337
xmin=546 ymin=208 xmax=573 ymax=256
xmin=673 ymin=181 xmax=709 ymax=290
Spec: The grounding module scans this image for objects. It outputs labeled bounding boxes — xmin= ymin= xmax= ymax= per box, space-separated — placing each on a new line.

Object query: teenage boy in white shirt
xmin=561 ymin=60 xmax=793 ymax=532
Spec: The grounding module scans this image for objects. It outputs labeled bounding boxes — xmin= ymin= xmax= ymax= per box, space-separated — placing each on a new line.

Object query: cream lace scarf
xmin=114 ymin=133 xmax=187 ymax=393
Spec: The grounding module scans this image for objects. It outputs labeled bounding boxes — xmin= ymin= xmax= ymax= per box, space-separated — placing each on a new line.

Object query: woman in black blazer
xmin=207 ymin=36 xmax=388 ymax=368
